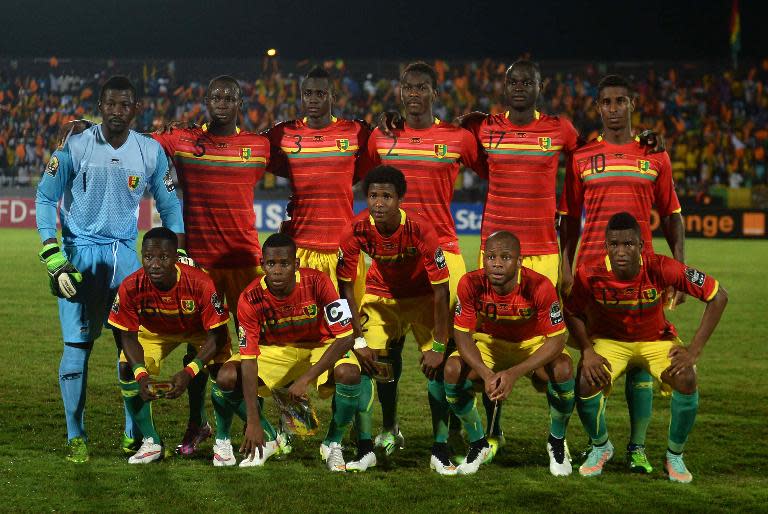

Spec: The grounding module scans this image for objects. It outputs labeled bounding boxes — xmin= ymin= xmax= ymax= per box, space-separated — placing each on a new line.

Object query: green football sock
xmin=625 ymin=367 xmax=654 ymax=446
xmin=120 ymin=380 xmax=160 ymax=442
xmin=427 ymin=377 xmax=450 ymax=444
xmin=211 ymin=383 xmax=276 ymax=441
xmin=547 ymin=378 xmax=576 ymax=439
xmin=668 ymin=390 xmax=699 ymax=453
xmin=577 ymin=391 xmax=608 ymax=446
xmin=376 ymin=342 xmax=403 ymax=431
xmin=355 ymin=374 xmax=375 ymax=441
xmin=183 ymin=348 xmax=208 ymax=426
xmin=324 ymin=382 xmax=361 ymax=445
xmin=445 ymin=379 xmax=485 ymax=442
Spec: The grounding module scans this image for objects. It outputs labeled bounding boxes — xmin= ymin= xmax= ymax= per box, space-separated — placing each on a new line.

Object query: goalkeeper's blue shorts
xmin=57 ymin=240 xmax=139 ymax=343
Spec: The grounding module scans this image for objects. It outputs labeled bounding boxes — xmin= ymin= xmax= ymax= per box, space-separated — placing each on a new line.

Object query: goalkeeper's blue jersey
xmin=36 ymin=125 xmax=184 ymax=246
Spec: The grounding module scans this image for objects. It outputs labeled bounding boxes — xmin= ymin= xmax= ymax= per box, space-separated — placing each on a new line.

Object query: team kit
xmin=35 ymin=61 xmax=727 ymax=482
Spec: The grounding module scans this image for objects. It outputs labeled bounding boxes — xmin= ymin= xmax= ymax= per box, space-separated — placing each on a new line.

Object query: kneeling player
xmin=109 ymin=228 xmax=232 ymax=463
xmin=567 ymin=213 xmax=727 ymax=482
xmin=211 ymin=233 xmax=361 ymax=471
xmin=445 ymin=231 xmax=575 ymax=476
xmin=337 ymin=165 xmax=453 ymax=474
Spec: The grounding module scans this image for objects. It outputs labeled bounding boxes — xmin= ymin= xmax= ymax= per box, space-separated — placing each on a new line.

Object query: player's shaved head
xmin=100 ymin=75 xmax=137 ymax=103
xmin=263 ymin=233 xmax=297 ymax=256
xmin=486 ymin=231 xmax=520 ymax=251
xmin=304 ymin=66 xmax=332 ymax=89
xmin=506 ymin=60 xmax=541 ymax=84
xmin=363 ymin=165 xmax=407 ymax=198
xmin=143 ymin=226 xmax=178 ymax=249
xmin=606 ymin=212 xmax=641 ymax=237
xmin=597 ymin=74 xmax=632 ymax=97
xmin=401 ymin=61 xmax=438 ymax=89
xmin=207 ymin=75 xmax=241 ymax=98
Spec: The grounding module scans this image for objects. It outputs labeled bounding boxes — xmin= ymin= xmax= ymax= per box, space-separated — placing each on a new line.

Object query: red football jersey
xmin=454 ymin=268 xmax=566 ymax=343
xmin=108 ymin=264 xmax=230 ymax=335
xmin=467 ymin=111 xmax=579 ymax=256
xmin=266 ymin=117 xmax=373 ymax=251
xmin=336 ymin=209 xmax=450 ymax=299
xmin=237 ymin=268 xmax=354 ymax=358
xmin=366 ymin=120 xmax=482 ymax=253
xmin=559 ymin=136 xmax=681 ymax=268
xmin=565 ymin=254 xmax=719 ymax=342
xmin=152 ymin=126 xmax=270 ymax=268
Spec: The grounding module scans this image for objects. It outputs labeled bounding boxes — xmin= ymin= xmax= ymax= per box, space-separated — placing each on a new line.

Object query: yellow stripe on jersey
xmin=376 ymin=148 xmax=461 ymax=159
xmin=493 ymin=143 xmax=564 ymax=151
xmin=280 ymin=145 xmax=359 ymax=154
xmin=174 ymin=151 xmax=267 ymax=164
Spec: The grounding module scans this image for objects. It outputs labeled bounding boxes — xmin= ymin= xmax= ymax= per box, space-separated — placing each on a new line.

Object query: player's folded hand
xmin=638 ymin=129 xmax=665 ymax=154
xmin=154 ymin=120 xmax=197 ymax=135
xmin=165 ymin=370 xmax=192 ymax=399
xmin=138 ymin=375 xmax=158 ymax=402
xmin=667 ymin=346 xmax=696 ymax=376
xmin=287 ymin=377 xmax=310 ymax=401
xmin=420 ymin=349 xmax=445 ymax=380
xmin=377 ymin=111 xmax=403 ymax=138
xmin=580 ymin=347 xmax=612 ymax=388
xmin=39 ymin=244 xmax=83 ymax=299
xmin=240 ymin=422 xmax=266 ymax=461
xmin=453 ymin=111 xmax=488 ymax=129
xmin=487 ymin=369 xmax=518 ymax=401
xmin=354 ymin=344 xmax=378 ymax=376
xmin=176 ymin=249 xmax=197 ymax=267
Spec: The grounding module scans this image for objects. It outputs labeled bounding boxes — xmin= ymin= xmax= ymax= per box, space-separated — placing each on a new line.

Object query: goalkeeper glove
xmin=39 ymin=244 xmax=82 ymax=299
xmin=176 ymin=249 xmax=197 ymax=267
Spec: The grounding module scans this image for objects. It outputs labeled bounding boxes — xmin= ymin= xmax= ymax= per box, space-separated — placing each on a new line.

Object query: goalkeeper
xmin=35 ymin=76 xmax=184 ymax=463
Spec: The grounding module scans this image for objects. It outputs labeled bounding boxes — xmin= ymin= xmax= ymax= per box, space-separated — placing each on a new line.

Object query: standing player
xmin=566 ymin=213 xmax=727 ymax=482
xmin=36 ymin=76 xmax=184 ymax=462
xmin=366 ymin=62 xmax=482 ymax=453
xmin=336 ymin=165 xmax=452 ymax=473
xmin=211 ymin=234 xmax=361 ymax=471
xmin=446 ymin=231 xmax=574 ymax=476
xmin=559 ymin=75 xmax=686 ymax=473
xmin=264 ymin=66 xmax=371 ymax=299
xmin=150 ymin=75 xmax=271 ymax=455
xmin=108 ymin=228 xmax=231 ymax=463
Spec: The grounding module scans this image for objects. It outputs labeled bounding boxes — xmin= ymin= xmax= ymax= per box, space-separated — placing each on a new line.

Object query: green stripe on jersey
xmin=286 ymin=152 xmax=352 ymax=159
xmin=583 ymin=172 xmax=656 ymax=182
xmin=486 ymin=149 xmax=556 ymax=156
xmin=381 ymin=155 xmax=454 ymax=163
xmin=177 ymin=157 xmax=266 ymax=168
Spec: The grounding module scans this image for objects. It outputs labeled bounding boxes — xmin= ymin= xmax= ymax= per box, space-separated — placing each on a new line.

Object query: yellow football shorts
xmin=296 ymin=247 xmax=366 ymax=305
xmin=444 ymin=250 xmax=466 ymax=309
xmin=208 ymin=266 xmax=263 ymax=315
xmin=592 ymin=337 xmax=685 ymax=396
xmin=119 ymin=329 xmax=232 ymax=376
xmin=450 ymin=331 xmax=571 ymax=391
xmin=477 ymin=251 xmax=560 ymax=288
xmin=360 ymin=293 xmax=436 ymax=352
xmin=233 ymin=342 xmax=359 ymax=399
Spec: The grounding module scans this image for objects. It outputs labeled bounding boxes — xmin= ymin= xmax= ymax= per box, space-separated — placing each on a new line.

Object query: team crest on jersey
xmin=304 ymin=304 xmax=318 ymax=318
xmin=111 ymin=294 xmax=120 ymax=314
xmin=406 ymin=246 xmax=418 ymax=257
xmin=518 ymin=307 xmax=533 ymax=318
xmin=46 ymin=156 xmax=60 ymax=177
xmin=238 ymin=326 xmax=247 ymax=348
xmin=241 ymin=147 xmax=252 ymax=161
xmin=638 ymin=159 xmax=651 ymax=172
xmin=127 ymin=175 xmax=141 ymax=191
xmin=210 ymin=292 xmax=224 ymax=315
xmin=538 ymin=137 xmax=552 ymax=151
xmin=685 ymin=267 xmax=706 ymax=287
xmin=549 ymin=301 xmax=563 ymax=325
xmin=435 ymin=248 xmax=447 ymax=269
xmin=642 ymin=288 xmax=659 ymax=301
xmin=181 ymin=299 xmax=195 ymax=313
xmin=454 ymin=300 xmax=461 ymax=316
xmin=434 ymin=144 xmax=448 ymax=158
xmin=336 ymin=138 xmax=349 ymax=151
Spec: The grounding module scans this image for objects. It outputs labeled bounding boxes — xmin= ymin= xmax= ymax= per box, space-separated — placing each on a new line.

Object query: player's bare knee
xmin=334 ymin=363 xmax=361 ymax=385
xmin=576 ymin=372 xmax=601 ymax=397
xmin=551 ymin=354 xmax=573 ymax=383
xmin=444 ymin=356 xmax=464 ymax=384
xmin=118 ymin=362 xmax=133 ymax=381
xmin=216 ymin=362 xmax=239 ymax=391
xmin=668 ymin=367 xmax=697 ymax=395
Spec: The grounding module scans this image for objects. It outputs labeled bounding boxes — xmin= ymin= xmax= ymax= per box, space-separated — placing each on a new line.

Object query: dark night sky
xmin=1 ymin=0 xmax=763 ymax=61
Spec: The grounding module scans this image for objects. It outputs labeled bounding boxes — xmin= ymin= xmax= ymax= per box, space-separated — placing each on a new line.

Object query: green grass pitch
xmin=1 ymin=228 xmax=767 ymax=512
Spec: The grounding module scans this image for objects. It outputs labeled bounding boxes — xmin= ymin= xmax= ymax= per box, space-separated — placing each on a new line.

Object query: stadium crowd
xmin=1 ymin=57 xmax=767 ymax=194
